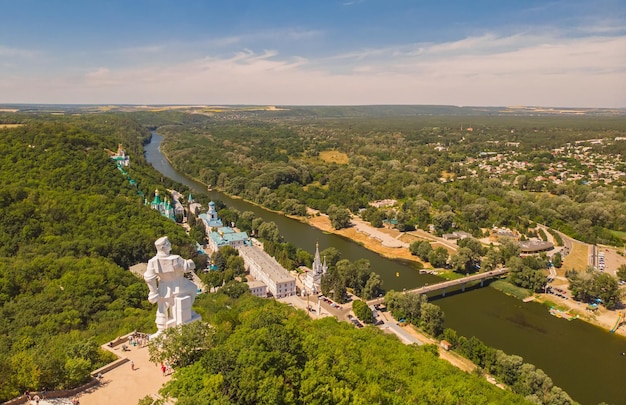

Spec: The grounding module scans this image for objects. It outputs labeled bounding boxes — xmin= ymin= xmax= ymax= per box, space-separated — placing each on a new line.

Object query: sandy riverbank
xmin=301 ymin=210 xmax=626 ymax=336
xmin=304 ymin=209 xmax=424 ymax=266
xmin=533 ymin=292 xmax=626 ymax=337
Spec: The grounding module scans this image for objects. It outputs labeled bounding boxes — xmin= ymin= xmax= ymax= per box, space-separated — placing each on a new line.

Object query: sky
xmin=1 ymin=0 xmax=625 ymax=107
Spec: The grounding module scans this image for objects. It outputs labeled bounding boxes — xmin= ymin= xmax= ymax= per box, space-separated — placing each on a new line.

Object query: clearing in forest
xmin=319 ymin=150 xmax=349 ymax=164
xmin=0 ymin=124 xmax=24 ymax=129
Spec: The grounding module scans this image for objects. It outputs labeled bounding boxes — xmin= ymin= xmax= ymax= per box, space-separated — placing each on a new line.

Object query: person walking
xmin=131 ymin=360 xmax=135 ymax=370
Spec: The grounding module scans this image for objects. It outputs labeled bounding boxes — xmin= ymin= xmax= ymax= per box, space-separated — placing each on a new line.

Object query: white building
xmin=239 ymin=245 xmax=296 ymax=299
xmin=303 ymin=242 xmax=328 ymax=295
xmin=246 ymin=280 xmax=268 ymax=298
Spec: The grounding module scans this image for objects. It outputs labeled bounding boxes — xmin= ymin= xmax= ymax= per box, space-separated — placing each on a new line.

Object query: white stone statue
xmin=144 ymin=236 xmax=201 ymax=333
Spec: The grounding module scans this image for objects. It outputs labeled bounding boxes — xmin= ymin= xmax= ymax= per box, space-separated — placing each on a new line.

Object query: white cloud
xmin=1 ymin=31 xmax=625 ymax=107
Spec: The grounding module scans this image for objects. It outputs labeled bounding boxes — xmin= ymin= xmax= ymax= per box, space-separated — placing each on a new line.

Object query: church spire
xmin=312 ymin=242 xmax=326 ymax=276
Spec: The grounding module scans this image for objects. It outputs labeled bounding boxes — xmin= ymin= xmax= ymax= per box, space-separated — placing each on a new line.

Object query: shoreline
xmin=299 ymin=210 xmax=626 ymax=337
xmin=158 ymin=143 xmax=625 ymax=337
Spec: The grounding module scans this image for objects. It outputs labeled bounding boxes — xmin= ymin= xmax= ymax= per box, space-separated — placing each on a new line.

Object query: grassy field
xmin=562 ymin=240 xmax=590 ymax=273
xmin=318 ymin=150 xmax=349 ymax=164
xmin=490 ymin=280 xmax=532 ymax=300
xmin=0 ymin=124 xmax=24 ymax=129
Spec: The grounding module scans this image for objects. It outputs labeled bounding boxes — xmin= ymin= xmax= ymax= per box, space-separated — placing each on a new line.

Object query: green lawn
xmin=610 ymin=230 xmax=626 ymax=241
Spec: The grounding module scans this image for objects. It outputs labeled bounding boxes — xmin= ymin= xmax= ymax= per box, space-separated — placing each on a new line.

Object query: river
xmin=145 ymin=132 xmax=626 ymax=404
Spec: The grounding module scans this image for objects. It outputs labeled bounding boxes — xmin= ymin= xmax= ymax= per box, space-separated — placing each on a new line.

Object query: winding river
xmin=146 ymin=132 xmax=626 ymax=404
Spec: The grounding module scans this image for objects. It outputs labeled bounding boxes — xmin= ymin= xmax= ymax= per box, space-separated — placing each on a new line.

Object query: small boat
xmin=549 ymin=307 xmax=578 ymax=321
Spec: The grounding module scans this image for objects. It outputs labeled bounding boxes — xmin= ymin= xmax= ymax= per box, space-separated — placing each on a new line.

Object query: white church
xmin=302 ymin=242 xmax=328 ymax=295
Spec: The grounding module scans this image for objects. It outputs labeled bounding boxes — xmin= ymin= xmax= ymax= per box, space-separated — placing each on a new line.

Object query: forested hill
xmin=156 ymin=292 xmax=530 ymax=404
xmin=0 ymin=116 xmax=193 ymax=401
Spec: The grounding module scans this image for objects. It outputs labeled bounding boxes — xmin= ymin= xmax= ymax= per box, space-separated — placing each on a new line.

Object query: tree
xmin=568 ymin=268 xmax=621 ymax=309
xmin=432 ymin=212 xmax=455 ymax=234
xmin=567 ymin=269 xmax=595 ymax=303
xmin=295 ymin=248 xmax=313 ymax=268
xmin=226 ymin=255 xmax=245 ymax=275
xmin=442 ymin=328 xmax=458 ymax=347
xmin=457 ymin=237 xmax=485 ymax=257
xmin=594 ymin=272 xmax=621 ymax=309
xmin=499 ymin=238 xmax=521 ymax=263
xmin=236 ymin=211 xmax=256 ymax=233
xmin=495 ymin=351 xmax=524 ymax=386
xmin=257 ymin=221 xmax=282 ymax=242
xmin=617 ymin=264 xmax=626 ymax=282
xmin=211 ymin=251 xmax=227 ymax=272
xmin=320 ymin=247 xmax=341 ymax=267
xmin=482 ymin=248 xmax=501 ymax=272
xmin=417 ymin=242 xmax=434 ymax=262
xmin=352 ymin=299 xmax=374 ymax=324
xmin=508 ymin=257 xmax=547 ymax=292
xmin=428 ymin=247 xmax=449 ymax=268
xmin=512 ymin=363 xmax=553 ymax=399
xmin=148 ymin=321 xmax=215 ymax=368
xmin=362 ymin=273 xmax=383 ymax=300
xmin=420 ymin=302 xmax=444 ymax=336
xmin=409 ymin=241 xmax=422 ymax=256
xmin=221 ymin=280 xmax=249 ymax=299
xmin=552 ymin=252 xmax=563 ymax=268
xmin=449 ymin=247 xmax=475 ymax=273
xmin=203 ymin=271 xmax=223 ymax=292
xmin=327 ymin=205 xmax=352 ymax=230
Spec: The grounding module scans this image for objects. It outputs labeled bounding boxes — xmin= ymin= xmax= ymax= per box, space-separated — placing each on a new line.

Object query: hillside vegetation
xmin=0 ymin=111 xmax=538 ymax=405
xmin=153 ymin=292 xmax=529 ymax=404
xmin=0 ymin=116 xmax=193 ymax=400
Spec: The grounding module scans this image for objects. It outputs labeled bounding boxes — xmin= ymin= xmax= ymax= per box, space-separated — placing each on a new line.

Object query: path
xmin=350 ymin=217 xmax=408 ymax=248
xmin=405 ymin=229 xmax=459 ymax=252
xmin=28 ymin=339 xmax=172 ymax=405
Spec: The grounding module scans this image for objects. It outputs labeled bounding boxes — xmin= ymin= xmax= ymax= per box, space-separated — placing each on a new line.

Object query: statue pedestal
xmin=175 ymin=296 xmax=201 ymax=325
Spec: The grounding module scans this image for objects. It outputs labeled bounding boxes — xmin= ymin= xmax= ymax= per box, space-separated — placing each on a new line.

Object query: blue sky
xmin=1 ymin=0 xmax=625 ymax=107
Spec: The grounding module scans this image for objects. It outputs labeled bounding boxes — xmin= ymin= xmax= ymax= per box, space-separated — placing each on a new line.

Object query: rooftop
xmin=240 ymin=245 xmax=294 ymax=284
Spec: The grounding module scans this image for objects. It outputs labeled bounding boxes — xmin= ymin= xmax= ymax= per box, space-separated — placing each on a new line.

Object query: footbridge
xmin=369 ymin=268 xmax=509 ymax=304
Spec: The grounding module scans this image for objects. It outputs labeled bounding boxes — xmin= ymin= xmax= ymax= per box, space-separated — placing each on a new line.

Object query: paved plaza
xmin=25 ymin=340 xmax=171 ymax=405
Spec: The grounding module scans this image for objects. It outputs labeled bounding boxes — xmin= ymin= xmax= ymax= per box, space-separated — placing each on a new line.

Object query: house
xmin=442 ymin=231 xmax=473 ymax=241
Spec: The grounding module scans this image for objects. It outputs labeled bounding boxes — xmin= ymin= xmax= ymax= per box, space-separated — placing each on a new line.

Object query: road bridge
xmin=368 ymin=268 xmax=509 ymax=304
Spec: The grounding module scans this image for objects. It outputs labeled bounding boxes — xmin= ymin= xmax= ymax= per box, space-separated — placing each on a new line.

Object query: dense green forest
xmin=0 ymin=109 xmax=550 ymax=404
xmin=147 ymin=291 xmax=530 ymax=404
xmin=156 ymin=110 xmax=626 ymax=247
xmin=0 ymin=116 xmax=194 ymax=400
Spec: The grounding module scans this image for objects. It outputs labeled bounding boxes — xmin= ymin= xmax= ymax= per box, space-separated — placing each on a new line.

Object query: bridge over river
xmin=368 ymin=268 xmax=509 ymax=304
